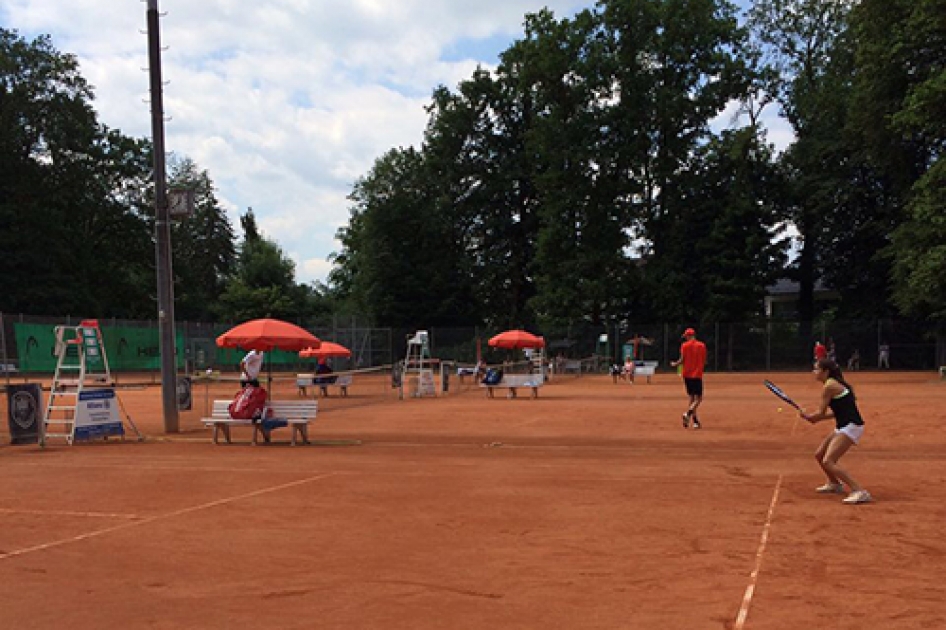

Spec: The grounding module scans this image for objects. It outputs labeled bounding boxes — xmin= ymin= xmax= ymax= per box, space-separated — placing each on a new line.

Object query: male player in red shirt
xmin=671 ymin=328 xmax=707 ymax=429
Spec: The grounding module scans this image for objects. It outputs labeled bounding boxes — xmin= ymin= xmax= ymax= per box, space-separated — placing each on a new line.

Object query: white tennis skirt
xmin=836 ymin=423 xmax=865 ymax=444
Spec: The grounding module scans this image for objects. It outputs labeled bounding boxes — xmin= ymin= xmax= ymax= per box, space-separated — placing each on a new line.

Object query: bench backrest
xmin=500 ymin=374 xmax=544 ymax=388
xmin=210 ymin=399 xmax=318 ymax=420
xmin=211 ymin=400 xmax=234 ymax=419
xmin=266 ymin=401 xmax=318 ymax=420
xmin=334 ymin=374 xmax=353 ymax=386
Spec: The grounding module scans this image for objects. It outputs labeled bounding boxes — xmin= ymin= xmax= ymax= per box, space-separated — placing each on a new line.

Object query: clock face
xmin=168 ymin=189 xmax=193 ymax=216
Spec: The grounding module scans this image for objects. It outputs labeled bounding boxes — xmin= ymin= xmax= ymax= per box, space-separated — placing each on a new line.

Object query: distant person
xmin=878 ymin=342 xmax=890 ymax=369
xmin=609 ymin=363 xmax=622 ymax=383
xmin=671 ymin=328 xmax=707 ymax=429
xmin=315 ymin=359 xmax=335 ymax=397
xmin=827 ymin=338 xmax=837 ymax=362
xmin=475 ymin=359 xmax=487 ymax=381
xmin=240 ymin=349 xmax=264 ymax=388
xmin=847 ymin=349 xmax=860 ymax=371
xmin=622 ymin=355 xmax=636 ymax=384
xmin=799 ymin=358 xmax=871 ymax=504
xmin=814 ymin=341 xmax=828 ymax=362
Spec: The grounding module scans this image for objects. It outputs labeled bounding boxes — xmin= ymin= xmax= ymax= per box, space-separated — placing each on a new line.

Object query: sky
xmin=2 ymin=0 xmax=792 ymax=286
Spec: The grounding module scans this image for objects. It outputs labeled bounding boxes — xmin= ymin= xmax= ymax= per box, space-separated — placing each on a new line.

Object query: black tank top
xmin=827 ymin=381 xmax=864 ymax=430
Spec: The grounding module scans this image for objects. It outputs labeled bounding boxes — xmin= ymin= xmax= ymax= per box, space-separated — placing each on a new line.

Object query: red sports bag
xmin=228 ymin=385 xmax=268 ymax=420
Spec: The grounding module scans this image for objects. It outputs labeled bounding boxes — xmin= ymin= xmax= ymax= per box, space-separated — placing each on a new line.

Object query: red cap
xmin=683 ymin=328 xmax=696 ymax=337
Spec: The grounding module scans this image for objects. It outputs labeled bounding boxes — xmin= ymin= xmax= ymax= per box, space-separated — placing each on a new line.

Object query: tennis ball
xmin=777 ymin=407 xmax=783 ymax=412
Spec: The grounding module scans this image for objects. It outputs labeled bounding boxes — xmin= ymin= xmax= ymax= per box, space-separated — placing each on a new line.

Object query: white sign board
xmin=74 ymin=389 xmax=124 ymax=440
xmin=417 ymin=369 xmax=437 ymax=397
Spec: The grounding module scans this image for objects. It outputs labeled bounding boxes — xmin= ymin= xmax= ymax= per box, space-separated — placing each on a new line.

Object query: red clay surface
xmin=1 ymin=371 xmax=944 ymax=629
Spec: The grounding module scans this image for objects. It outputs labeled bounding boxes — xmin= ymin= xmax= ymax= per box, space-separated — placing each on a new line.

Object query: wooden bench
xmin=481 ymin=374 xmax=544 ymax=399
xmin=202 ymin=400 xmax=318 ymax=445
xmin=297 ymin=373 xmax=353 ymax=397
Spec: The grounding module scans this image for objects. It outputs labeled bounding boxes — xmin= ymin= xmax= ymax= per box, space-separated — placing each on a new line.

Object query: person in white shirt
xmin=240 ymin=350 xmax=264 ymax=387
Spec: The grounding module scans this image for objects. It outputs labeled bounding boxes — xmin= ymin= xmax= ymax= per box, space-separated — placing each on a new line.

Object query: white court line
xmin=0 ymin=508 xmax=140 ymax=520
xmin=0 ymin=472 xmax=337 ymax=561
xmin=733 ymin=414 xmax=800 ymax=628
xmin=734 ymin=473 xmax=783 ymax=630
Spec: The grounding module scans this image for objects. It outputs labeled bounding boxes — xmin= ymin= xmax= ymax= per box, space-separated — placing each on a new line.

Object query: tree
xmin=873 ymin=0 xmax=946 ymax=320
xmin=216 ymin=208 xmax=307 ymax=321
xmin=746 ymin=0 xmax=859 ymax=324
xmin=602 ymin=0 xmax=755 ymax=322
xmin=331 ymin=148 xmax=475 ymax=327
xmin=168 ymin=156 xmax=237 ymax=321
xmin=0 ymin=29 xmax=154 ymax=316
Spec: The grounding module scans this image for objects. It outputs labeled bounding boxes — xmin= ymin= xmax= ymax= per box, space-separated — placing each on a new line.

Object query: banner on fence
xmin=14 ymin=323 xmax=185 ymax=372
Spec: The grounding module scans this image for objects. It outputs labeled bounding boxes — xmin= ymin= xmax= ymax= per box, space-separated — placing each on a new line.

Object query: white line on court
xmin=733 ymin=413 xmax=801 ymax=628
xmin=734 ymin=473 xmax=784 ymax=630
xmin=0 ymin=472 xmax=337 ymax=561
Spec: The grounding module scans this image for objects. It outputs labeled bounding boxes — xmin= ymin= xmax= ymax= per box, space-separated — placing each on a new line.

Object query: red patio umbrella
xmin=217 ymin=319 xmax=321 ymax=396
xmin=217 ymin=318 xmax=320 ymax=352
xmin=488 ymin=329 xmax=545 ymax=350
xmin=299 ymin=341 xmax=351 ymax=360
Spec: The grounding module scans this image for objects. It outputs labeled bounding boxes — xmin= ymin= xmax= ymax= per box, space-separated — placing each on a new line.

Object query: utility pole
xmin=146 ymin=0 xmax=179 ymax=432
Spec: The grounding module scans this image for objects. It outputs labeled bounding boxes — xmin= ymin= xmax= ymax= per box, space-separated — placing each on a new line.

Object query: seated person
xmin=314 ymin=359 xmax=336 ymax=396
xmin=609 ymin=363 xmax=622 ymax=383
xmin=622 ymin=356 xmax=636 ymax=383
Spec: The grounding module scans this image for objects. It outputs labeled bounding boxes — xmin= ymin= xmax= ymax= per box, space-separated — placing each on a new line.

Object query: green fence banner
xmin=15 ymin=323 xmax=185 ymax=372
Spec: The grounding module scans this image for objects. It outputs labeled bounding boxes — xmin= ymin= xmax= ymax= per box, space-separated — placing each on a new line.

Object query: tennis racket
xmin=763 ymin=380 xmax=802 ymax=411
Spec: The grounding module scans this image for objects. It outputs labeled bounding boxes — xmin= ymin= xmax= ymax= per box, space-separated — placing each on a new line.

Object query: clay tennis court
xmin=1 ymin=371 xmax=943 ymax=629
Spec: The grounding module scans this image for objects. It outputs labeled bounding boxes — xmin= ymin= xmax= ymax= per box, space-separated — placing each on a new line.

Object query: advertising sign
xmin=6 ymin=384 xmax=42 ymax=444
xmin=73 ymin=389 xmax=124 ymax=440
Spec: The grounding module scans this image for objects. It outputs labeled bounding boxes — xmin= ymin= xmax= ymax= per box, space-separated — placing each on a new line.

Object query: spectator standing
xmin=847 ymin=349 xmax=861 ymax=371
xmin=240 ymin=349 xmax=264 ymax=388
xmin=878 ymin=342 xmax=890 ymax=369
xmin=814 ymin=341 xmax=828 ymax=362
xmin=622 ymin=355 xmax=636 ymax=384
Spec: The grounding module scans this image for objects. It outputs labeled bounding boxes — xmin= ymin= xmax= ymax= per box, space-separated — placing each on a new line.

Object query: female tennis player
xmin=799 ymin=358 xmax=872 ymax=504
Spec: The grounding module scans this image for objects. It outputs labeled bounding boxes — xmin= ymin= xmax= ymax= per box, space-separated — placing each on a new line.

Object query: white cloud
xmin=4 ymin=0 xmax=794 ymax=285
xmin=3 ymin=0 xmax=591 ymax=284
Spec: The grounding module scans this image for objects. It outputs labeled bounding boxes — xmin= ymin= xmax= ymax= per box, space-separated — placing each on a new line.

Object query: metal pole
xmin=1 ymin=312 xmax=9 ymax=389
xmin=147 ymin=0 xmax=179 ymax=432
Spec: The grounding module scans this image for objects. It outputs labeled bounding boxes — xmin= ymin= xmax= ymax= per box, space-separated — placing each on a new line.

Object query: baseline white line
xmin=734 ymin=473 xmax=783 ymax=630
xmin=0 ymin=472 xmax=337 ymax=561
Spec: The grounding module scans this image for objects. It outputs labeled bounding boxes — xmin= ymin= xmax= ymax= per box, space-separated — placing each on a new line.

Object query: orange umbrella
xmin=217 ymin=318 xmax=320 ymax=352
xmin=488 ymin=329 xmax=545 ymax=350
xmin=299 ymin=341 xmax=351 ymax=360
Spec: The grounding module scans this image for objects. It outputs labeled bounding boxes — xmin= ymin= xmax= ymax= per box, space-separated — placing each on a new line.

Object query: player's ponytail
xmin=817 ymin=358 xmax=854 ymax=394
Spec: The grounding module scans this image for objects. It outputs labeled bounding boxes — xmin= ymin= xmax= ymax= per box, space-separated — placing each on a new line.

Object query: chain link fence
xmin=0 ymin=313 xmax=942 ymax=378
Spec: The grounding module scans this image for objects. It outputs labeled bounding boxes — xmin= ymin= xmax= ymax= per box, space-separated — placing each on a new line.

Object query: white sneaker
xmin=842 ymin=490 xmax=872 ymax=504
xmin=815 ymin=482 xmax=845 ymax=494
